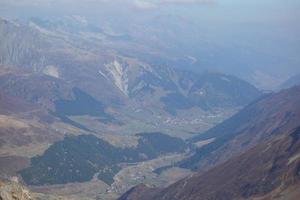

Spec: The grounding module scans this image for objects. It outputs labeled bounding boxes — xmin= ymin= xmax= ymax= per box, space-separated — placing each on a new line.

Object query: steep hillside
xmin=0 ymin=85 xmax=35 ymax=115
xmin=157 ymin=71 xmax=261 ymax=115
xmin=119 ymin=127 xmax=300 ymax=200
xmin=0 ymin=67 xmax=72 ymax=110
xmin=0 ymin=88 xmax=67 ymax=180
xmin=180 ymin=85 xmax=300 ymax=170
xmin=0 ymin=68 xmax=98 ymax=180
xmin=0 ymin=67 xmax=114 ymax=130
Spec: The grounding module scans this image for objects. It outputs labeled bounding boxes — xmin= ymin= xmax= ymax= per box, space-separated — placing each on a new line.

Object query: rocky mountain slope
xmin=0 ymin=179 xmax=32 ymax=200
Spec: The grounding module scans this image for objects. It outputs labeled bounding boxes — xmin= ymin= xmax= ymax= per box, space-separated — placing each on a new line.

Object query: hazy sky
xmin=1 ymin=0 xmax=299 ymax=35
xmin=1 ymin=0 xmax=299 ymax=88
xmin=1 ymin=0 xmax=299 ymax=18
xmin=2 ymin=0 xmax=299 ymax=37
xmin=1 ymin=0 xmax=299 ymax=37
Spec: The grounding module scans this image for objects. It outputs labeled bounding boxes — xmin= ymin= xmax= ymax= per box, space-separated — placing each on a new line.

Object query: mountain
xmin=119 ymin=127 xmax=300 ymax=200
xmin=0 ymin=17 xmax=262 ymax=135
xmin=280 ymin=74 xmax=300 ymax=89
xmin=180 ymin=85 xmax=300 ymax=171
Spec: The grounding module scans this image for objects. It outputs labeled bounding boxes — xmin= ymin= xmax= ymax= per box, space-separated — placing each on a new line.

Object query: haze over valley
xmin=0 ymin=0 xmax=299 ymax=200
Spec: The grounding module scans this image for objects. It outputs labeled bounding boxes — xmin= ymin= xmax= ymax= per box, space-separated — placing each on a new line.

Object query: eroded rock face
xmin=0 ymin=179 xmax=32 ymax=200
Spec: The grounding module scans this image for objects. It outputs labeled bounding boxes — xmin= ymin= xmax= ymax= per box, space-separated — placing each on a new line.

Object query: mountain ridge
xmin=180 ymin=85 xmax=300 ymax=171
xmin=0 ymin=17 xmax=263 ymax=135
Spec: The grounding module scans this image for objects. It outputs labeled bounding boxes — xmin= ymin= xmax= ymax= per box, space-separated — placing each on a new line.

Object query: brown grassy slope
xmin=182 ymin=85 xmax=300 ymax=171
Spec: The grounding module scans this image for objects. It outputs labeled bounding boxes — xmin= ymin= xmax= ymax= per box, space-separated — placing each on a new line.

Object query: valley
xmin=0 ymin=17 xmax=262 ymax=198
xmin=119 ymin=85 xmax=300 ymax=200
xmin=0 ymin=2 xmax=299 ymax=199
xmin=29 ymin=153 xmax=190 ymax=200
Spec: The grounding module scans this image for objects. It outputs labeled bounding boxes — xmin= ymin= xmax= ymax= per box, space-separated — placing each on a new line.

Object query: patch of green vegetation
xmin=135 ymin=132 xmax=187 ymax=159
xmin=20 ymin=133 xmax=187 ymax=186
xmin=97 ymin=165 xmax=121 ymax=185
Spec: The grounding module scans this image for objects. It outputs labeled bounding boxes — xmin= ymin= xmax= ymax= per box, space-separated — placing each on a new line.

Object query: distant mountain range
xmin=0 ymin=17 xmax=262 ymax=135
xmin=119 ymin=85 xmax=300 ymax=200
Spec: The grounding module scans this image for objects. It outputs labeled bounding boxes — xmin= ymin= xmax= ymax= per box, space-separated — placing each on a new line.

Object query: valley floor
xmin=29 ymin=153 xmax=191 ymax=200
